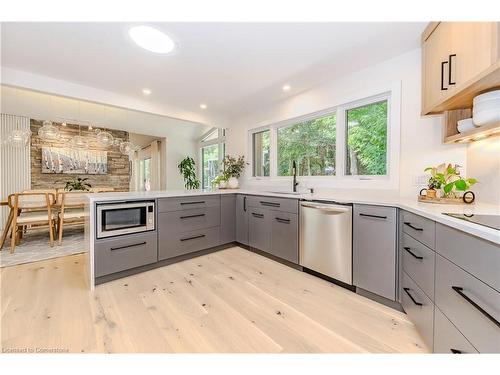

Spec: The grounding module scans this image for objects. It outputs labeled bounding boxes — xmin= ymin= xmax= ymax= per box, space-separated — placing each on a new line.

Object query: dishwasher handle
xmin=300 ymin=202 xmax=350 ymax=213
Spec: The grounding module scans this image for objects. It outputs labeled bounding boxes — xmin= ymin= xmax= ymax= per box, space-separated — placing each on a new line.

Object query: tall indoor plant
xmin=178 ymin=156 xmax=200 ymax=189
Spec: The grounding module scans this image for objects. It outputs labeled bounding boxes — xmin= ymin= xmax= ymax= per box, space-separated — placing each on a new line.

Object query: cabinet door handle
xmin=448 ymin=54 xmax=456 ymax=85
xmin=180 ymin=213 xmax=205 ymax=219
xmin=403 ymin=246 xmax=424 ymax=260
xmin=359 ymin=213 xmax=387 ymax=220
xmin=110 ymin=241 xmax=146 ymax=251
xmin=252 ymin=212 xmax=264 ymax=218
xmin=404 ymin=222 xmax=424 ymax=231
xmin=452 ymin=286 xmax=500 ymax=328
xmin=403 ymin=287 xmax=423 ymax=306
xmin=441 ymin=61 xmax=448 ymax=90
xmin=260 ymin=201 xmax=280 ymax=207
xmin=450 ymin=349 xmax=462 ymax=354
xmin=276 ymin=217 xmax=290 ymax=224
xmin=243 ymin=196 xmax=246 ymax=212
xmin=180 ymin=234 xmax=205 ymax=242
xmin=180 ymin=201 xmax=205 ymax=205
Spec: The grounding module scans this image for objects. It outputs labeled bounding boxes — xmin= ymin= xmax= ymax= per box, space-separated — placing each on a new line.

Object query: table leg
xmin=0 ymin=208 xmax=14 ymax=250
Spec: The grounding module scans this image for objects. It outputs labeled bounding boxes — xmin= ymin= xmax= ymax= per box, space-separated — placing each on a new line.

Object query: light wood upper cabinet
xmin=422 ymin=22 xmax=500 ymax=115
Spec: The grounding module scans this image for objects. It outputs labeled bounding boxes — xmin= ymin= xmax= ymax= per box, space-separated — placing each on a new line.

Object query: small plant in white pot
xmin=211 ymin=174 xmax=228 ymax=189
xmin=222 ymin=155 xmax=245 ymax=189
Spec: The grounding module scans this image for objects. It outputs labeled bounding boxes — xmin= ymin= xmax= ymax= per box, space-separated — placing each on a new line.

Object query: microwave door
xmin=102 ymin=207 xmax=145 ymax=231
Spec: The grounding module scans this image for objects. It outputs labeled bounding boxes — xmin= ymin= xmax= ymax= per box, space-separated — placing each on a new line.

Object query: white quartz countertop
xmin=86 ymin=189 xmax=500 ymax=245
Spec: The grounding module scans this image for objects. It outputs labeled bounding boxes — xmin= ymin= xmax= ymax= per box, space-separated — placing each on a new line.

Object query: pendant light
xmin=6 ymin=121 xmax=31 ymax=148
xmin=96 ymin=128 xmax=114 ymax=147
xmin=69 ymin=125 xmax=88 ymax=149
xmin=38 ymin=120 xmax=60 ymax=141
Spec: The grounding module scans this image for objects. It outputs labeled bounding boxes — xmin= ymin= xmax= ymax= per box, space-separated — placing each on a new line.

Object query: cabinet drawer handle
xmin=441 ymin=60 xmax=448 ymax=91
xmin=450 ymin=349 xmax=462 ymax=354
xmin=448 ymin=54 xmax=456 ymax=85
xmin=180 ymin=234 xmax=206 ymax=242
xmin=404 ymin=222 xmax=423 ymax=231
xmin=276 ymin=217 xmax=290 ymax=224
xmin=403 ymin=287 xmax=423 ymax=306
xmin=180 ymin=201 xmax=205 ymax=205
xmin=243 ymin=196 xmax=246 ymax=212
xmin=359 ymin=213 xmax=387 ymax=220
xmin=252 ymin=213 xmax=264 ymax=218
xmin=403 ymin=246 xmax=424 ymax=260
xmin=180 ymin=213 xmax=205 ymax=219
xmin=110 ymin=241 xmax=146 ymax=251
xmin=452 ymin=286 xmax=500 ymax=328
xmin=260 ymin=201 xmax=280 ymax=207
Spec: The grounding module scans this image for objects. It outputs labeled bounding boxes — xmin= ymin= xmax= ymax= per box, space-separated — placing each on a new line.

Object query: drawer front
xmin=158 ymin=195 xmax=220 ymax=213
xmin=353 ymin=204 xmax=397 ymax=300
xmin=434 ymin=307 xmax=478 ymax=354
xmin=247 ymin=195 xmax=298 ymax=214
xmin=436 ymin=222 xmax=500 ymax=291
xmin=270 ymin=211 xmax=298 ymax=263
xmin=402 ymin=210 xmax=436 ymax=249
xmin=158 ymin=206 xmax=220 ymax=234
xmin=401 ymin=271 xmax=434 ymax=351
xmin=248 ymin=208 xmax=271 ymax=253
xmin=94 ymin=232 xmax=157 ymax=278
xmin=435 ymin=254 xmax=500 ymax=353
xmin=158 ymin=226 xmax=219 ymax=260
xmin=402 ymin=232 xmax=436 ymax=301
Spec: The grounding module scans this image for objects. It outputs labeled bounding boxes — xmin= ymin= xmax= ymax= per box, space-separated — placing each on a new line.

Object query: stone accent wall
xmin=30 ymin=120 xmax=130 ymax=191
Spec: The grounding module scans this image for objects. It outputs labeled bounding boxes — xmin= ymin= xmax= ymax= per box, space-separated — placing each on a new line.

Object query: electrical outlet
xmin=413 ymin=174 xmax=429 ymax=186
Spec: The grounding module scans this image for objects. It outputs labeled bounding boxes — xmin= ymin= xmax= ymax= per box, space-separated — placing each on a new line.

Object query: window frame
xmin=247 ymin=82 xmax=400 ymax=189
xmin=199 ymin=127 xmax=226 ymax=189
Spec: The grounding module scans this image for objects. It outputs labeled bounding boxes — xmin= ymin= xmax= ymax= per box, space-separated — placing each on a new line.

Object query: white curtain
xmin=0 ymin=114 xmax=31 ymax=228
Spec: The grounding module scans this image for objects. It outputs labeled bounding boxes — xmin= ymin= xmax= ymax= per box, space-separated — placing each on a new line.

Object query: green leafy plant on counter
xmin=178 ymin=156 xmax=200 ymax=190
xmin=64 ymin=176 xmax=92 ymax=191
xmin=424 ymin=163 xmax=478 ymax=197
xmin=222 ymin=155 xmax=245 ymax=178
xmin=211 ymin=174 xmax=228 ymax=187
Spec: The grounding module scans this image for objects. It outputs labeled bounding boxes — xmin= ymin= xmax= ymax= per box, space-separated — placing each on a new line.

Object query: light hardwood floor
xmin=1 ymin=247 xmax=429 ymax=353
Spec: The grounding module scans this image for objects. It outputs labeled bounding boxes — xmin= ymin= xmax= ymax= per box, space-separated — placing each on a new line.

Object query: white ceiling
xmin=1 ymin=22 xmax=426 ymax=126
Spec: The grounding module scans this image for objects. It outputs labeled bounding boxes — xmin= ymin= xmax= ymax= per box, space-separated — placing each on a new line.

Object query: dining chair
xmin=56 ymin=191 xmax=88 ymax=245
xmin=6 ymin=192 xmax=56 ymax=253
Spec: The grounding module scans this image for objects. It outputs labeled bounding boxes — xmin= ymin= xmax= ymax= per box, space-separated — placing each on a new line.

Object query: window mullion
xmin=336 ymin=107 xmax=346 ymax=177
xmin=270 ymin=126 xmax=277 ymax=178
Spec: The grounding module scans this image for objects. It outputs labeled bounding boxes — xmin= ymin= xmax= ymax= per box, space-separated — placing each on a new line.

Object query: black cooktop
xmin=443 ymin=213 xmax=500 ymax=231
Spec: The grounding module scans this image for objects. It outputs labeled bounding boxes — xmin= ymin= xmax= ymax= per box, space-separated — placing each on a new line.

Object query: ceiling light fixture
xmin=142 ymin=88 xmax=152 ymax=95
xmin=282 ymin=84 xmax=291 ymax=92
xmin=129 ymin=26 xmax=175 ymax=54
xmin=200 ymin=104 xmax=207 ymax=110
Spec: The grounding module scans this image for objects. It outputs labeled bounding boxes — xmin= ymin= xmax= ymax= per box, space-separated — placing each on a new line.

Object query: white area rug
xmin=0 ymin=227 xmax=85 ymax=268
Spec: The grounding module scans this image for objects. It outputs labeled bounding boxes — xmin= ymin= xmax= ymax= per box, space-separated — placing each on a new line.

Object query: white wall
xmin=225 ymin=48 xmax=468 ymax=198
xmin=466 ymin=137 xmax=500 ymax=205
xmin=1 ymin=85 xmax=210 ymax=190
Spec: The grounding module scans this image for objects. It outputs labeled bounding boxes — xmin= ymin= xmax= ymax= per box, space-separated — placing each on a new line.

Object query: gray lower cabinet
xmin=220 ymin=194 xmax=236 ymax=244
xmin=158 ymin=227 xmax=219 ymax=260
xmin=94 ymin=231 xmax=157 ymax=278
xmin=353 ymin=204 xmax=398 ymax=300
xmin=434 ymin=306 xmax=478 ymax=354
xmin=401 ymin=271 xmax=435 ymax=351
xmin=401 ymin=210 xmax=436 ymax=249
xmin=269 ymin=211 xmax=298 ymax=263
xmin=236 ymin=194 xmax=249 ymax=245
xmin=248 ymin=207 xmax=271 ymax=253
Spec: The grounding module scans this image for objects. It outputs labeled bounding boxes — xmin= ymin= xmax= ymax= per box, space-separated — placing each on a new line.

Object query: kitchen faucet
xmin=292 ymin=160 xmax=299 ymax=192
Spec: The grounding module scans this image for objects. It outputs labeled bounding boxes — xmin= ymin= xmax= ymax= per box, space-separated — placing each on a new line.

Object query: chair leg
xmin=58 ymin=216 xmax=64 ymax=245
xmin=48 ymin=219 xmax=54 ymax=247
xmin=0 ymin=208 xmax=14 ymax=250
xmin=10 ymin=227 xmax=18 ymax=254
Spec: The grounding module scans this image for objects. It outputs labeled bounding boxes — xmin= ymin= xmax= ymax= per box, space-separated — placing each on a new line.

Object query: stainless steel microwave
xmin=96 ymin=201 xmax=155 ymax=239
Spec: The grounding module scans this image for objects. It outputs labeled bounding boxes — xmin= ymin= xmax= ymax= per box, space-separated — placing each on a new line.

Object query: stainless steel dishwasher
xmin=299 ymin=201 xmax=353 ymax=285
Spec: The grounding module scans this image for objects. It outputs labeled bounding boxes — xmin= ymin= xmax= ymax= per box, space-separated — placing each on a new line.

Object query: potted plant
xmin=424 ymin=164 xmax=477 ymax=199
xmin=222 ymin=155 xmax=245 ymax=189
xmin=211 ymin=174 xmax=228 ymax=189
xmin=178 ymin=156 xmax=200 ymax=190
xmin=64 ymin=176 xmax=92 ymax=191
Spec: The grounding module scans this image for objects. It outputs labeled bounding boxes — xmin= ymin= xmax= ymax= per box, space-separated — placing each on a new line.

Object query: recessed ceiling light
xmin=200 ymin=104 xmax=207 ymax=110
xmin=129 ymin=26 xmax=175 ymax=54
xmin=142 ymin=88 xmax=151 ymax=95
xmin=282 ymin=84 xmax=291 ymax=92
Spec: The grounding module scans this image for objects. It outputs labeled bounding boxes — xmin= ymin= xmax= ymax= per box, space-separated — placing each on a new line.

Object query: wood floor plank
xmin=0 ymin=246 xmax=430 ymax=353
